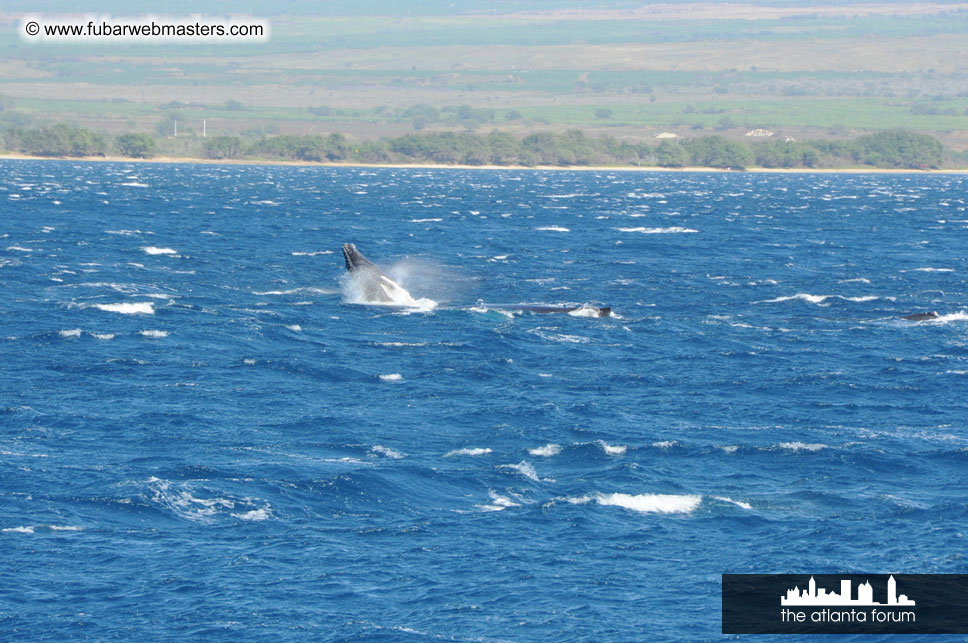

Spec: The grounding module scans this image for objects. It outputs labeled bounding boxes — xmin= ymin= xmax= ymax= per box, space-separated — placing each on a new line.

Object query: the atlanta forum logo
xmin=780 ymin=575 xmax=915 ymax=624
xmin=722 ymin=574 xmax=968 ymax=634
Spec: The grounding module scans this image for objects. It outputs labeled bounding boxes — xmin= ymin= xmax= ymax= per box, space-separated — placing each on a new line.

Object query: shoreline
xmin=3 ymin=152 xmax=968 ymax=174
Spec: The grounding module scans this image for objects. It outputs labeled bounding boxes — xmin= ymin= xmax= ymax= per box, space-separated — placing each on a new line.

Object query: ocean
xmin=1 ymin=159 xmax=966 ymax=641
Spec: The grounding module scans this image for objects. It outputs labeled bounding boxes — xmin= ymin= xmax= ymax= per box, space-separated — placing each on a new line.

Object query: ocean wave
xmin=139 ymin=330 xmax=168 ymax=338
xmin=92 ymin=302 xmax=155 ymax=315
xmin=528 ymin=444 xmax=562 ymax=457
xmin=536 ymin=226 xmax=570 ymax=232
xmin=499 ymin=460 xmax=548 ymax=482
xmin=757 ymin=293 xmax=882 ymax=306
xmin=476 ymin=492 xmax=521 ymax=512
xmin=599 ymin=441 xmax=627 ymax=456
xmin=58 ymin=328 xmax=82 ymax=338
xmin=371 ymin=445 xmax=405 ymax=459
xmin=615 ymin=227 xmax=698 ymax=234
xmin=378 ymin=373 xmax=403 ymax=382
xmin=573 ymin=492 xmax=703 ymax=514
xmin=142 ymin=246 xmax=177 ymax=255
xmin=445 ymin=447 xmax=492 ymax=457
xmin=252 ymin=287 xmax=338 ymax=296
xmin=777 ymin=442 xmax=828 ymax=452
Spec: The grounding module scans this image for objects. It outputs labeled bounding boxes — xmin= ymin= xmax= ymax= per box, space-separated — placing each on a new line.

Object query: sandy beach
xmin=3 ymin=152 xmax=968 ymax=174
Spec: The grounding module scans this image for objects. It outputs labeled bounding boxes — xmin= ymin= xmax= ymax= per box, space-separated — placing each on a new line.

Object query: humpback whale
xmin=341 ymin=243 xmax=423 ymax=306
xmin=901 ymin=311 xmax=940 ymax=322
xmin=341 ymin=244 xmax=611 ymax=316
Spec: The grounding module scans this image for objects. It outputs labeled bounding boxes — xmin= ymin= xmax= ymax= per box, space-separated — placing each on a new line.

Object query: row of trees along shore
xmin=0 ymin=123 xmax=951 ymax=170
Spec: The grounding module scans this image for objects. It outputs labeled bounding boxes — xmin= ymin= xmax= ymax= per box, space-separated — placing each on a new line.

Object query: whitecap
xmin=142 ymin=246 xmax=177 ymax=255
xmin=593 ymin=492 xmax=703 ymax=514
xmin=568 ymin=304 xmax=607 ymax=318
xmin=536 ymin=226 xmax=570 ymax=232
xmin=778 ymin=441 xmax=827 ymax=452
xmin=615 ymin=227 xmax=698 ymax=234
xmin=652 ymin=440 xmax=677 ymax=448
xmin=139 ymin=329 xmax=168 ymax=338
xmin=231 ymin=508 xmax=271 ymax=521
xmin=93 ymin=302 xmax=154 ymax=315
xmin=371 ymin=445 xmax=405 ymax=459
xmin=378 ymin=373 xmax=402 ymax=382
xmin=286 ymin=324 xmax=302 ymax=331
xmin=58 ymin=328 xmax=82 ymax=338
xmin=499 ymin=461 xmax=547 ymax=482
xmin=410 ymin=218 xmax=443 ymax=223
xmin=2 ymin=526 xmax=35 ymax=534
xmin=291 ymin=250 xmax=334 ymax=256
xmin=92 ymin=333 xmax=115 ymax=340
xmin=445 ymin=447 xmax=492 ymax=457
xmin=712 ymin=496 xmax=752 ymax=510
xmin=528 ymin=444 xmax=562 ymax=457
xmin=599 ymin=442 xmax=627 ymax=456
xmin=476 ymin=492 xmax=520 ymax=512
xmin=911 ymin=267 xmax=954 ymax=273
xmin=758 ymin=293 xmax=829 ymax=305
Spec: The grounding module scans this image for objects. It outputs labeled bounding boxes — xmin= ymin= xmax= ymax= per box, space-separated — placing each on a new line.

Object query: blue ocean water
xmin=1 ymin=159 xmax=967 ymax=641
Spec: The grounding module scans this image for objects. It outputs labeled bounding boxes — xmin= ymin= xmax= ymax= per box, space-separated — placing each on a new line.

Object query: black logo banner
xmin=723 ymin=574 xmax=968 ymax=634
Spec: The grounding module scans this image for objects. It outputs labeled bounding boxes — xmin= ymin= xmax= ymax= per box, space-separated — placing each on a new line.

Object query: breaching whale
xmin=341 ymin=243 xmax=421 ymax=306
xmin=341 ymin=243 xmax=611 ymax=316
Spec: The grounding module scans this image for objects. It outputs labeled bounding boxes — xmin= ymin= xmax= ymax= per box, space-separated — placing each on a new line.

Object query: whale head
xmin=342 ymin=243 xmax=377 ymax=272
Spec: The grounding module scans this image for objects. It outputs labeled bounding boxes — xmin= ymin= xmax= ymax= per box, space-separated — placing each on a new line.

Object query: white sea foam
xmin=445 ymin=447 xmax=492 ymax=457
xmin=652 ymin=440 xmax=677 ymax=449
xmin=93 ymin=302 xmax=155 ymax=315
xmin=926 ymin=311 xmax=968 ymax=324
xmin=252 ymin=287 xmax=337 ymax=296
xmin=286 ymin=325 xmax=302 ymax=331
xmin=371 ymin=445 xmax=405 ymax=459
xmin=778 ymin=441 xmax=827 ymax=452
xmin=757 ymin=293 xmax=881 ymax=306
xmin=120 ymin=181 xmax=149 ymax=187
xmin=378 ymin=373 xmax=403 ymax=382
xmin=2 ymin=526 xmax=35 ymax=534
xmin=410 ymin=218 xmax=443 ymax=223
xmin=139 ymin=330 xmax=168 ymax=338
xmin=528 ymin=444 xmax=562 ymax=457
xmin=291 ymin=250 xmax=334 ymax=256
xmin=92 ymin=333 xmax=115 ymax=340
xmin=719 ymin=445 xmax=739 ymax=454
xmin=536 ymin=226 xmax=570 ymax=232
xmin=615 ymin=226 xmax=698 ymax=234
xmin=499 ymin=461 xmax=544 ymax=482
xmin=713 ymin=496 xmax=753 ymax=510
xmin=477 ymin=492 xmax=520 ymax=512
xmin=599 ymin=442 xmax=627 ymax=455
xmin=243 ymin=359 xmax=256 ymax=365
xmin=58 ymin=328 xmax=82 ymax=338
xmin=568 ymin=304 xmax=606 ymax=318
xmin=142 ymin=246 xmax=177 ymax=255
xmin=593 ymin=492 xmax=703 ymax=514
xmin=231 ymin=508 xmax=271 ymax=521
xmin=911 ymin=267 xmax=954 ymax=272
xmin=7 ymin=246 xmax=34 ymax=252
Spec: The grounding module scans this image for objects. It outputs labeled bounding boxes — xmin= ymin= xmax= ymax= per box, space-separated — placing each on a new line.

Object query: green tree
xmin=116 ymin=132 xmax=157 ymax=158
xmin=203 ymin=135 xmax=246 ymax=160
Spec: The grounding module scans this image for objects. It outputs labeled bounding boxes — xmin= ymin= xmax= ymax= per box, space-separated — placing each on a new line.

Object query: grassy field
xmin=2 ymin=2 xmax=968 ymax=149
